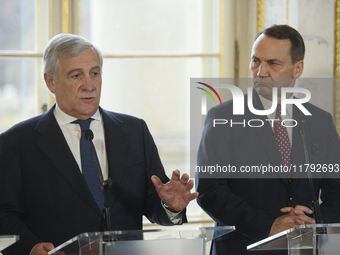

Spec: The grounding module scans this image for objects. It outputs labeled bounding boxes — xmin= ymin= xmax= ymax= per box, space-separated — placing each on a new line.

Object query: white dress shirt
xmin=53 ymin=104 xmax=109 ymax=179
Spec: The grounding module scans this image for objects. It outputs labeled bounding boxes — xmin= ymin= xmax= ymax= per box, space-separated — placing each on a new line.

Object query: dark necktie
xmin=274 ymin=104 xmax=291 ymax=170
xmin=73 ymin=118 xmax=104 ymax=210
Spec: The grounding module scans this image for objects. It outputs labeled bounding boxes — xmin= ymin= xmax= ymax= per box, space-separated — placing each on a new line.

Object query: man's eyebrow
xmin=266 ymin=58 xmax=283 ymax=63
xmin=66 ymin=66 xmax=101 ymax=76
xmin=67 ymin=68 xmax=82 ymax=76
xmin=251 ymin=56 xmax=283 ymax=63
xmin=90 ymin=66 xmax=101 ymax=71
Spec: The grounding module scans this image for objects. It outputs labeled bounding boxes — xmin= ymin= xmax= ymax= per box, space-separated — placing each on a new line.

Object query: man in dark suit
xmin=0 ymin=34 xmax=198 ymax=255
xmin=196 ymin=25 xmax=340 ymax=254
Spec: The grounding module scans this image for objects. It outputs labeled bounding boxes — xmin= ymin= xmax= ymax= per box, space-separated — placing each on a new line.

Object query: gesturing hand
xmin=151 ymin=169 xmax=199 ymax=212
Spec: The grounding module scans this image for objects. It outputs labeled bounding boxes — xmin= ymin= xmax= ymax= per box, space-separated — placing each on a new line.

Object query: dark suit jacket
xmin=0 ymin=106 xmax=186 ymax=254
xmin=196 ymin=90 xmax=340 ymax=255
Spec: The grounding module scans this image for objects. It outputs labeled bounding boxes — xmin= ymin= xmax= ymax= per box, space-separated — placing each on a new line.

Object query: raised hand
xmin=151 ymin=170 xmax=199 ymax=212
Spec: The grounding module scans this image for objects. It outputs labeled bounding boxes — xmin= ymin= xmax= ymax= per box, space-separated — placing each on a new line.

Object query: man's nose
xmin=81 ymin=75 xmax=94 ymax=91
xmin=257 ymin=63 xmax=269 ymax=78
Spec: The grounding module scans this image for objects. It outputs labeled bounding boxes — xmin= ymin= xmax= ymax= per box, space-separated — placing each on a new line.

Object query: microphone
xmin=299 ymin=120 xmax=322 ymax=224
xmin=85 ymin=129 xmax=94 ymax=140
xmin=85 ymin=129 xmax=112 ymax=231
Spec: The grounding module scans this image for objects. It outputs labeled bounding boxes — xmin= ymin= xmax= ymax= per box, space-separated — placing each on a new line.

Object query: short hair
xmin=42 ymin=34 xmax=103 ymax=80
xmin=255 ymin=25 xmax=305 ymax=63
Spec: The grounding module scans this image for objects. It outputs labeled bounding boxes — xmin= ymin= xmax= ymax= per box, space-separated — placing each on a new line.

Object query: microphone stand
xmin=299 ymin=121 xmax=322 ymax=224
xmin=85 ymin=129 xmax=113 ymax=232
xmin=101 ymin=178 xmax=113 ymax=232
xmin=299 ymin=121 xmax=323 ymax=255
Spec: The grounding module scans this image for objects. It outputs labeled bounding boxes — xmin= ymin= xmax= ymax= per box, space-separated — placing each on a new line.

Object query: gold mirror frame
xmin=334 ymin=0 xmax=340 ymax=133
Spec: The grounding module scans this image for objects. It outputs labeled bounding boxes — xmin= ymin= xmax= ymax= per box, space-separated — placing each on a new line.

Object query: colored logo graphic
xmin=196 ymin=82 xmax=222 ymax=106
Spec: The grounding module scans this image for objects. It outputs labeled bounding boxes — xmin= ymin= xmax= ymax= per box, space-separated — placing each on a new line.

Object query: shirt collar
xmin=54 ymin=104 xmax=102 ymax=126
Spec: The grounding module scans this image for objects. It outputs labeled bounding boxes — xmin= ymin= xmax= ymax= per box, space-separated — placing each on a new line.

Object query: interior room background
xmin=0 ymin=0 xmax=339 ymax=231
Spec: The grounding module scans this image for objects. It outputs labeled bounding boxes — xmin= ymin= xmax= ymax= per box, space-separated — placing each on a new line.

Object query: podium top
xmin=247 ymin=223 xmax=340 ymax=251
xmin=48 ymin=226 xmax=235 ymax=254
xmin=0 ymin=235 xmax=19 ymax=252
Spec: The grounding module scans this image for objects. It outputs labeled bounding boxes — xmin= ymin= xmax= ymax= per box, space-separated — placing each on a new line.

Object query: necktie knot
xmin=73 ymin=118 xmax=93 ymax=131
xmin=275 ymin=104 xmax=282 ymax=118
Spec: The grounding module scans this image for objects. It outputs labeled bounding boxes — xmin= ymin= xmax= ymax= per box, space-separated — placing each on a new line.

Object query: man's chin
xmin=74 ymin=107 xmax=98 ymax=120
xmin=255 ymin=87 xmax=273 ymax=100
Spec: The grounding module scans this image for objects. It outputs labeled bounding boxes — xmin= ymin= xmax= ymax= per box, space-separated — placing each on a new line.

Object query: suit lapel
xmin=34 ymin=106 xmax=102 ymax=215
xmin=249 ymin=90 xmax=291 ymax=186
xmin=249 ymin=90 xmax=283 ymax=166
xmin=100 ymin=108 xmax=130 ymax=208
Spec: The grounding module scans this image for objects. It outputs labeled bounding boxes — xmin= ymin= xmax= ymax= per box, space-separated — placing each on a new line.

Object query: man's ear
xmin=293 ymin=60 xmax=304 ymax=78
xmin=44 ymin=73 xmax=56 ymax=93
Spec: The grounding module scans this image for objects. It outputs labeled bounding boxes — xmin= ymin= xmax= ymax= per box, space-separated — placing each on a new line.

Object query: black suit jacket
xmin=196 ymin=90 xmax=340 ymax=255
xmin=0 ymin=106 xmax=186 ymax=254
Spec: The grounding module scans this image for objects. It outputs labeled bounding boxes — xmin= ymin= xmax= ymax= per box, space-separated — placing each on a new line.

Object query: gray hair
xmin=42 ymin=34 xmax=103 ymax=80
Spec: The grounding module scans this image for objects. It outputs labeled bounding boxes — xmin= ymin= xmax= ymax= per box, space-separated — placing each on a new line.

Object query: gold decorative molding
xmin=49 ymin=0 xmax=53 ymax=38
xmin=286 ymin=0 xmax=289 ymax=25
xmin=62 ymin=0 xmax=69 ymax=33
xmin=335 ymin=0 xmax=340 ymax=78
xmin=257 ymin=0 xmax=265 ymax=33
xmin=234 ymin=40 xmax=239 ymax=78
xmin=0 ymin=53 xmax=43 ymax=57
xmin=78 ymin=0 xmax=82 ymax=35
xmin=335 ymin=0 xmax=340 ymax=133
